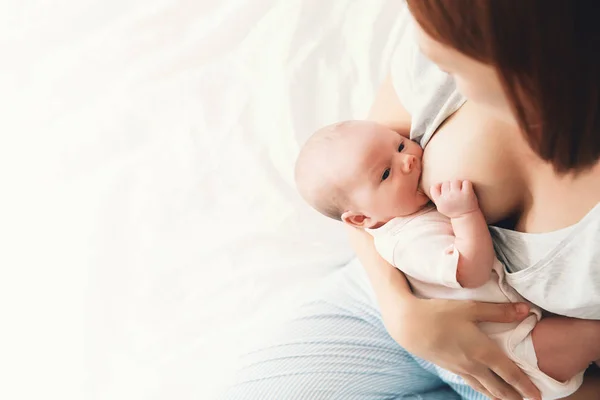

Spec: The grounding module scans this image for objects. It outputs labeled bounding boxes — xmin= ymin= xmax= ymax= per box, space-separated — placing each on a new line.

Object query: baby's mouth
xmin=417 ymin=178 xmax=425 ymax=196
xmin=416 ymin=159 xmax=424 ymax=187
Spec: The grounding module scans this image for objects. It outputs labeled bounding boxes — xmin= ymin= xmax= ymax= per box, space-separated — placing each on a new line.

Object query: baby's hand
xmin=430 ymin=180 xmax=480 ymax=219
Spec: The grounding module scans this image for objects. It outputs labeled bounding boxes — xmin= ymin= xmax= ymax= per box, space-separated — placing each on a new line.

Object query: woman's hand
xmin=389 ymin=297 xmax=541 ymax=400
xmin=346 ymin=224 xmax=541 ymax=399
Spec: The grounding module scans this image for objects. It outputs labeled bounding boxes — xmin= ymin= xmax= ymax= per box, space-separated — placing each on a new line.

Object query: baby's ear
xmin=341 ymin=211 xmax=372 ymax=228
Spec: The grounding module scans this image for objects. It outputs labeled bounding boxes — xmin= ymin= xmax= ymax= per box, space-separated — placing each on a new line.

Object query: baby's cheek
xmin=376 ymin=193 xmax=397 ymax=215
xmin=392 ymin=190 xmax=410 ymax=212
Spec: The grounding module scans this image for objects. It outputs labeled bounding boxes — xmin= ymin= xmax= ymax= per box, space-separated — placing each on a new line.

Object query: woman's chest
xmin=420 ymin=102 xmax=528 ymax=224
xmin=517 ymin=163 xmax=600 ymax=232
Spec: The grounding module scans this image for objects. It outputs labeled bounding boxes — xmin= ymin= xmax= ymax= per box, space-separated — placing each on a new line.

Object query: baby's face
xmin=335 ymin=124 xmax=429 ymax=226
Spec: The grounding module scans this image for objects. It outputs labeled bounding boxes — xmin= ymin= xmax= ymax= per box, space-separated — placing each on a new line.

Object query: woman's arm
xmin=354 ymin=73 xmax=541 ymax=400
xmin=354 ymin=74 xmax=415 ymax=317
xmin=346 ymin=224 xmax=537 ymax=400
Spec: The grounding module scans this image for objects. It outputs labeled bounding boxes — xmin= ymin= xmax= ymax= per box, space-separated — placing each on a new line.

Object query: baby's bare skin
xmin=419 ymin=101 xmax=528 ymax=225
xmin=296 ymin=118 xmax=600 ymax=388
xmin=431 ymin=180 xmax=600 ymax=384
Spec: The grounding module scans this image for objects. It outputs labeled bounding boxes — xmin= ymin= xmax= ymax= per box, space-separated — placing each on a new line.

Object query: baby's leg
xmin=531 ymin=317 xmax=600 ymax=382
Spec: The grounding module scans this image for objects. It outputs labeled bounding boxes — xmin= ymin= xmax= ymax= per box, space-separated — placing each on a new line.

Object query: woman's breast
xmin=420 ymin=102 xmax=529 ymax=224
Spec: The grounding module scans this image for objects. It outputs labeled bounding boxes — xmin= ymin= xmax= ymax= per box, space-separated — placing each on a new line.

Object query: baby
xmin=295 ymin=120 xmax=600 ymax=399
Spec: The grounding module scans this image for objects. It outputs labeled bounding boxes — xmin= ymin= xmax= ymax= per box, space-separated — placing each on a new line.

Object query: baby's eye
xmin=398 ymin=143 xmax=405 ymax=152
xmin=381 ymin=168 xmax=390 ymax=181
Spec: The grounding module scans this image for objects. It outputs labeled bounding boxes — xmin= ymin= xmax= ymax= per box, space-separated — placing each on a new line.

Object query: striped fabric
xmin=224 ymin=259 xmax=489 ymax=399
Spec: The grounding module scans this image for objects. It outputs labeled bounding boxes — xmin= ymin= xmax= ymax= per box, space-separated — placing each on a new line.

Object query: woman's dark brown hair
xmin=407 ymin=0 xmax=600 ymax=173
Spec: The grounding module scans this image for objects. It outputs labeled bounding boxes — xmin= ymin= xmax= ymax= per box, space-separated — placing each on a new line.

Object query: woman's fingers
xmin=461 ymin=374 xmax=496 ymax=399
xmin=459 ymin=358 xmax=523 ymax=400
xmin=393 ymin=298 xmax=539 ymax=399
xmin=466 ymin=335 xmax=540 ymax=400
xmin=486 ymin=351 xmax=541 ymax=400
xmin=467 ymin=302 xmax=541 ymax=399
xmin=474 ymin=368 xmax=526 ymax=400
xmin=465 ymin=301 xmax=540 ymax=398
xmin=469 ymin=301 xmax=530 ymax=323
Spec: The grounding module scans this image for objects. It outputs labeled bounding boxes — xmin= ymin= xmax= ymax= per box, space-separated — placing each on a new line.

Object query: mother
xmin=226 ymin=1 xmax=600 ymax=399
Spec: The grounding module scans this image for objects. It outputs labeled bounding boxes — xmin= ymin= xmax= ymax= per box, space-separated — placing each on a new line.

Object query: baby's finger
xmin=430 ymin=183 xmax=442 ymax=200
xmin=442 ymin=181 xmax=450 ymax=195
xmin=451 ymin=180 xmax=461 ymax=192
xmin=462 ymin=180 xmax=473 ymax=193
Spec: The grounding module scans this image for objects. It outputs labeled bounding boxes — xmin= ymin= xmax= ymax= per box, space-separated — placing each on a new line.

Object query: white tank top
xmin=390 ymin=16 xmax=600 ymax=320
xmin=490 ymin=226 xmax=575 ymax=272
xmin=490 ymin=205 xmax=600 ymax=320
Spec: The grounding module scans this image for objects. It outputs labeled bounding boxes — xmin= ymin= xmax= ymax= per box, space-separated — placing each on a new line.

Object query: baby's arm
xmin=430 ymin=180 xmax=495 ymax=288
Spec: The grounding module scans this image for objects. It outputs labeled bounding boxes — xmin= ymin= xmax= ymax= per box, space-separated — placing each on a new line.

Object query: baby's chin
xmin=417 ymin=188 xmax=430 ymax=203
xmin=405 ymin=191 xmax=432 ymax=215
xmin=391 ymin=199 xmax=429 ymax=218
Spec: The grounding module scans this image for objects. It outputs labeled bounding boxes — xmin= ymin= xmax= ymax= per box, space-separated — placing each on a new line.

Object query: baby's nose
xmin=401 ymin=154 xmax=415 ymax=173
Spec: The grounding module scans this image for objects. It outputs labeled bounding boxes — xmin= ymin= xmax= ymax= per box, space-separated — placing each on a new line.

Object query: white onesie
xmin=367 ymin=205 xmax=584 ymax=400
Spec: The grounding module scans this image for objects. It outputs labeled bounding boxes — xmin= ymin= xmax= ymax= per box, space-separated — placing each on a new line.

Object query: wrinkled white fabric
xmin=492 ymin=203 xmax=600 ymax=320
xmin=368 ymin=207 xmax=583 ymax=399
xmin=0 ymin=1 xmax=408 ymax=399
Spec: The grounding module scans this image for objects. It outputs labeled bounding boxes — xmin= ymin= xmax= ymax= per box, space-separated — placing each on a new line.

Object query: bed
xmin=2 ymin=1 xmax=410 ymax=399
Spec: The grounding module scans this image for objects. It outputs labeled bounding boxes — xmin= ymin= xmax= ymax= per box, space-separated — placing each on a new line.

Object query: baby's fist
xmin=430 ymin=180 xmax=479 ymax=218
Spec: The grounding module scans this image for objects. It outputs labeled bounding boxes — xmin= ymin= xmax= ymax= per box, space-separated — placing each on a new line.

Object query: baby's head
xmin=295 ymin=120 xmax=429 ymax=229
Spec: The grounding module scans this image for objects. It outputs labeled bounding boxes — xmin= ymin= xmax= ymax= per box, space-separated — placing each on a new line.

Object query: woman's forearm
xmin=360 ymin=73 xmax=414 ymax=309
xmin=345 ymin=225 xmax=415 ymax=315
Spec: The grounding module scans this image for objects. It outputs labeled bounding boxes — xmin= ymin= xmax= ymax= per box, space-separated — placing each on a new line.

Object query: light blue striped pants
xmin=225 ymin=259 xmax=489 ymax=399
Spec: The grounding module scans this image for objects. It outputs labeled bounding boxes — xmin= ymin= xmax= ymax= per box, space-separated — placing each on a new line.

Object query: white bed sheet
xmin=1 ymin=1 xmax=409 ymax=399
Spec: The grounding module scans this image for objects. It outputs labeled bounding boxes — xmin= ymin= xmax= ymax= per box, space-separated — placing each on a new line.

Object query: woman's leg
xmin=224 ymin=260 xmax=475 ymax=400
xmin=411 ymin=357 xmax=493 ymax=400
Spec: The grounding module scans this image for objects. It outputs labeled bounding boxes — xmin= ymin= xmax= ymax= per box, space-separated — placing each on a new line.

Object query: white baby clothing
xmin=368 ymin=206 xmax=584 ymax=399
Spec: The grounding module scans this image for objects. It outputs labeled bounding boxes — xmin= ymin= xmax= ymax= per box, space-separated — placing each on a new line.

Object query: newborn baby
xmin=295 ymin=120 xmax=600 ymax=399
